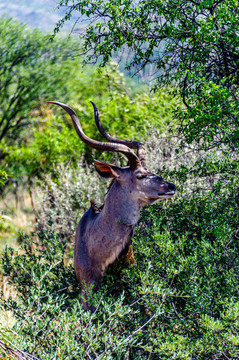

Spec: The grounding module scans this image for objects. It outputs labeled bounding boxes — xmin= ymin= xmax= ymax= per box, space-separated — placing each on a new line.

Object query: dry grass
xmin=0 ymin=189 xmax=36 ymax=250
xmin=0 ymin=275 xmax=16 ymax=328
xmin=0 ymin=189 xmax=35 ymax=330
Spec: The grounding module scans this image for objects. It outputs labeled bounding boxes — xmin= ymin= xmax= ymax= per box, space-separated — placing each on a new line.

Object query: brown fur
xmin=75 ymin=163 xmax=176 ymax=311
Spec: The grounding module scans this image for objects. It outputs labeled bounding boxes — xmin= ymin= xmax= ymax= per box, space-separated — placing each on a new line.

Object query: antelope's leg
xmin=80 ymin=266 xmax=104 ymax=312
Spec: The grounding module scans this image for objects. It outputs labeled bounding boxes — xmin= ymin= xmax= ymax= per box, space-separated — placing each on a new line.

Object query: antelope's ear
xmin=94 ymin=160 xmax=122 ymax=178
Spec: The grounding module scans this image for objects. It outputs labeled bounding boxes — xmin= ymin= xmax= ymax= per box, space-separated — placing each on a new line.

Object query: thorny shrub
xmin=35 ymin=163 xmax=105 ymax=241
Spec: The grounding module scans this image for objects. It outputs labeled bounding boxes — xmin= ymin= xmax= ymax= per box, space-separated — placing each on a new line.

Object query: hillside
xmin=0 ymin=0 xmax=73 ymax=31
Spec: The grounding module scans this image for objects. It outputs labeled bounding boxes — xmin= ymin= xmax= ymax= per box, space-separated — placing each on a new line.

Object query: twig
xmin=0 ymin=339 xmax=40 ymax=360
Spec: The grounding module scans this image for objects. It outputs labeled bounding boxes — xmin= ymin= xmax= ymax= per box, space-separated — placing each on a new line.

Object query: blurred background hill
xmin=0 ymin=0 xmax=71 ymax=31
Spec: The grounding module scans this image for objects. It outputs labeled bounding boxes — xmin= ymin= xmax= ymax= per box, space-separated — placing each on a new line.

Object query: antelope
xmin=49 ymin=101 xmax=176 ymax=310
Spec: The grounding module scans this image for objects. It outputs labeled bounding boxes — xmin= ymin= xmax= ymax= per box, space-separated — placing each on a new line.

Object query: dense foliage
xmin=0 ymin=17 xmax=79 ymax=147
xmin=1 ymin=188 xmax=239 ymax=359
xmin=56 ymin=0 xmax=239 ymax=150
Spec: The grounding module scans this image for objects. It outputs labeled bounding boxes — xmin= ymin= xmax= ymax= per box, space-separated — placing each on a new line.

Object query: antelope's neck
xmin=99 ymin=180 xmax=141 ymax=231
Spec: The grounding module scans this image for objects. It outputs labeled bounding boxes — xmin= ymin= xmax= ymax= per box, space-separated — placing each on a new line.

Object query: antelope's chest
xmin=88 ymin=224 xmax=132 ymax=269
xmin=104 ymin=234 xmax=130 ymax=268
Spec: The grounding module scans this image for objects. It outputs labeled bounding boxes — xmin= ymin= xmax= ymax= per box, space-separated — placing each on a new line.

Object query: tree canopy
xmin=55 ymin=0 xmax=239 ymax=149
xmin=0 ymin=17 xmax=78 ymax=147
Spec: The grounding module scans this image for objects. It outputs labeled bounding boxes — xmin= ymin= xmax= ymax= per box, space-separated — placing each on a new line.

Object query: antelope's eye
xmin=136 ymin=174 xmax=147 ymax=180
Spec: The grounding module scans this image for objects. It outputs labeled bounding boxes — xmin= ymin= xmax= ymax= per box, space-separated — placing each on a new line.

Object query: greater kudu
xmin=49 ymin=101 xmax=176 ymax=310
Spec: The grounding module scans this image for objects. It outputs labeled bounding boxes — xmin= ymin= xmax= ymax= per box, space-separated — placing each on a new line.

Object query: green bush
xmin=0 ymin=17 xmax=80 ymax=146
xmin=0 ymin=170 xmax=8 ymax=186
xmin=1 ymin=188 xmax=238 ymax=359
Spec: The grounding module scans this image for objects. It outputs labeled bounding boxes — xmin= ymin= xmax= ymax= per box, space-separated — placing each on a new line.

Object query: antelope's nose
xmin=168 ymin=182 xmax=176 ymax=192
